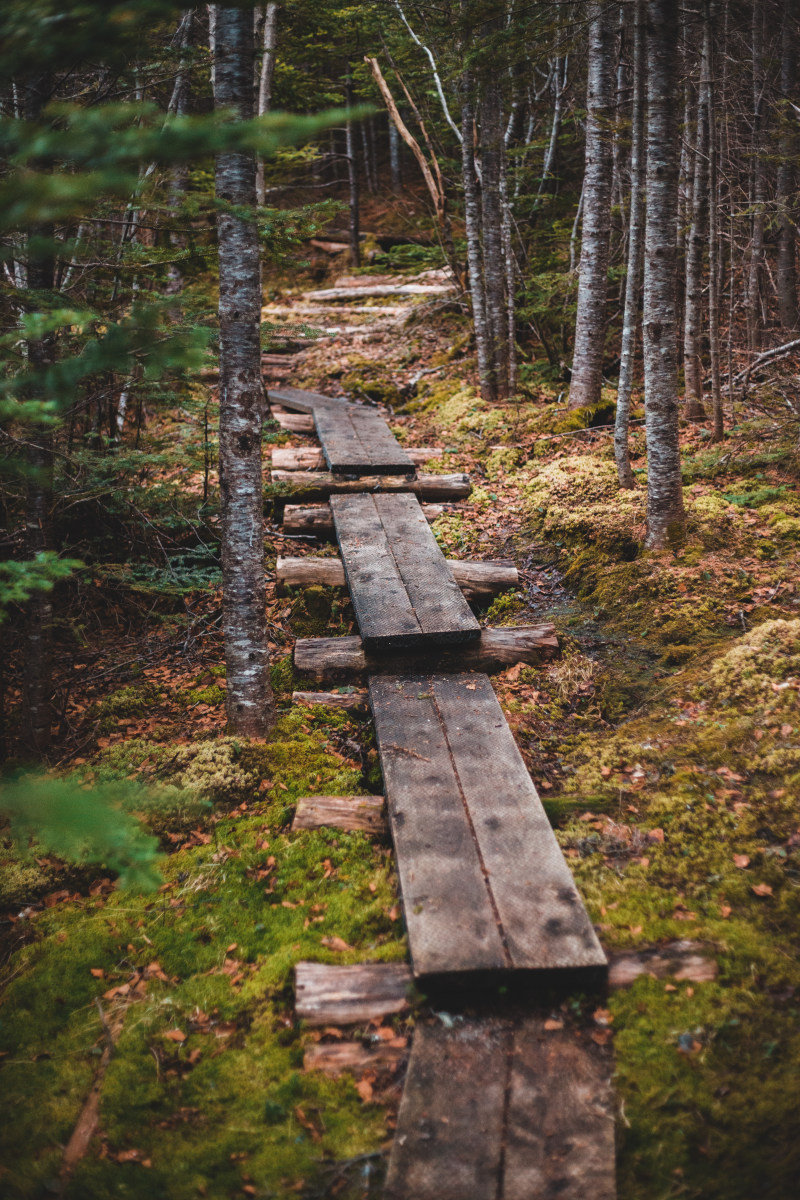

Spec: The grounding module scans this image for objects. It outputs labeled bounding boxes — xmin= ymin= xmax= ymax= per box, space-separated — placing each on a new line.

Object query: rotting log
xmin=304 ymin=1041 xmax=406 ymax=1077
xmin=282 ymin=502 xmax=449 ymax=539
xmin=292 ymin=794 xmax=387 ymax=835
xmin=270 ymin=470 xmax=471 ymax=502
xmin=271 ymin=446 xmax=443 ymax=471
xmin=294 ymin=625 xmax=559 ymax=683
xmin=292 ymin=689 xmax=368 ymax=711
xmin=276 ymin=555 xmax=518 ymax=604
xmin=270 ymin=411 xmax=314 ymax=433
xmin=295 ymin=961 xmax=413 ymax=1026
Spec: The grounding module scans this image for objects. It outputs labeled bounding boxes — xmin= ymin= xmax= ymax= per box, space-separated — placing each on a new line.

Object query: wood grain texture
xmin=271 ymin=471 xmax=471 ymax=502
xmin=276 ymin=554 xmax=518 ymax=603
xmin=268 ymin=385 xmax=347 ymax=413
xmin=294 ymin=962 xmax=412 ymax=1026
xmin=292 ymin=689 xmax=368 ymax=712
xmin=313 ymin=403 xmax=414 ymax=475
xmin=282 ymin=502 xmax=446 ymax=538
xmin=303 ymin=1040 xmax=406 ymax=1077
xmin=270 ymin=411 xmax=314 ymax=433
xmin=385 ymin=1018 xmax=615 ymax=1200
xmin=293 ymin=625 xmax=559 ymax=682
xmin=332 ymin=494 xmax=480 ymax=650
xmin=369 ymin=674 xmax=606 ymax=981
xmin=272 ymin=446 xmax=442 ymax=471
xmin=292 ymin=794 xmax=387 ymax=834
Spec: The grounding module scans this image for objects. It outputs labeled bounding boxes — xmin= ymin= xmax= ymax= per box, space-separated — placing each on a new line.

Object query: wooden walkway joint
xmin=269 ymin=386 xmax=413 ymax=476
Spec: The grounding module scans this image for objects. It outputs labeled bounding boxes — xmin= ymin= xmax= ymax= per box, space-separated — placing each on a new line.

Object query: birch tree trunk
xmin=614 ymin=0 xmax=645 ymax=489
xmin=462 ymin=69 xmax=495 ymax=402
xmin=683 ymin=12 xmax=710 ymax=420
xmin=344 ymin=75 xmax=360 ymax=268
xmin=213 ymin=4 xmax=275 ymax=739
xmin=255 ymin=1 xmax=279 ymax=205
xmin=777 ymin=0 xmax=799 ymax=332
xmin=389 ymin=119 xmax=401 ymax=191
xmin=480 ymin=79 xmax=509 ymax=398
xmin=569 ymin=1 xmax=615 ymax=410
xmin=747 ymin=0 xmax=767 ymax=350
xmin=643 ymin=0 xmax=686 ymax=549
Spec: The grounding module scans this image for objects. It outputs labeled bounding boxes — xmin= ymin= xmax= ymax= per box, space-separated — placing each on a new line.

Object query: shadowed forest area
xmin=2 ymin=2 xmax=800 ymax=1198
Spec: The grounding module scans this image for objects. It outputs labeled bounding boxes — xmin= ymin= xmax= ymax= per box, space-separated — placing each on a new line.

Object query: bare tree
xmin=643 ymin=0 xmax=686 ymax=549
xmin=776 ymin=0 xmax=798 ymax=331
xmin=213 ymin=4 xmax=275 ymax=738
xmin=255 ymin=2 xmax=279 ymax=204
xmin=683 ymin=5 xmax=710 ymax=420
xmin=461 ymin=68 xmax=495 ymax=402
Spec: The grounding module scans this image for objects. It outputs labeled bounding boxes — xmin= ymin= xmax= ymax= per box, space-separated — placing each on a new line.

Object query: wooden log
xmin=294 ymin=625 xmax=559 ymax=683
xmin=271 ymin=446 xmax=443 ymax=471
xmin=292 ymin=794 xmax=387 ymax=835
xmin=282 ymin=502 xmax=447 ymax=538
xmin=271 ymin=471 xmax=472 ymax=502
xmin=301 ymin=283 xmax=453 ymax=301
xmin=295 ymin=961 xmax=413 ymax=1026
xmin=292 ymin=689 xmax=368 ymax=711
xmin=270 ymin=412 xmax=315 ymax=433
xmin=276 ymin=554 xmax=518 ymax=603
xmin=304 ymin=1041 xmax=406 ymax=1078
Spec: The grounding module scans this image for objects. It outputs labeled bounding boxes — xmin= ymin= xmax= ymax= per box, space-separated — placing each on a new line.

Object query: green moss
xmin=485 ymin=591 xmax=526 ymax=624
xmin=93 ymin=683 xmax=163 ymax=728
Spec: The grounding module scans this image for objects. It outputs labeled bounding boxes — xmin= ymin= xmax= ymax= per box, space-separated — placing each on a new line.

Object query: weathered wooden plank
xmin=313 ymin=404 xmax=414 ymax=475
xmin=294 ymin=962 xmax=412 ymax=1026
xmin=292 ymin=794 xmax=387 ymax=834
xmin=276 ymin=554 xmax=518 ymax=603
xmin=432 ymin=675 xmax=606 ymax=974
xmin=271 ymin=471 xmax=471 ymax=502
xmin=268 ymin=386 xmax=347 ymax=413
xmin=330 ymin=494 xmax=423 ymax=648
xmin=293 ymin=625 xmax=559 ymax=683
xmin=373 ymin=493 xmax=480 ymax=642
xmin=272 ymin=446 xmax=441 ymax=471
xmin=292 ymin=689 xmax=368 ymax=712
xmin=369 ymin=677 xmax=508 ymax=977
xmin=304 ymin=1040 xmax=406 ymax=1078
xmin=384 ymin=1022 xmax=508 ymax=1200
xmin=385 ymin=1019 xmax=616 ymax=1200
xmin=282 ymin=502 xmax=447 ymax=538
xmin=503 ymin=1021 xmax=616 ymax=1200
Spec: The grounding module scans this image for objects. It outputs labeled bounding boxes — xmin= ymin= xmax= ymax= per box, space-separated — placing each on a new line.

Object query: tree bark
xmin=682 ymin=5 xmax=710 ymax=420
xmin=213 ymin=4 xmax=275 ymax=738
xmin=344 ymin=74 xmax=360 ymax=268
xmin=255 ymin=2 xmax=279 ymax=205
xmin=389 ymin=119 xmax=402 ymax=191
xmin=706 ymin=0 xmax=725 ymax=440
xmin=569 ymin=1 xmax=615 ymax=410
xmin=615 ymin=0 xmax=645 ymax=489
xmin=643 ymin=0 xmax=686 ymax=550
xmin=461 ymin=69 xmax=495 ymax=402
xmin=777 ymin=0 xmax=799 ymax=331
xmin=747 ymin=0 xmax=767 ymax=350
xmin=480 ymin=78 xmax=509 ymax=397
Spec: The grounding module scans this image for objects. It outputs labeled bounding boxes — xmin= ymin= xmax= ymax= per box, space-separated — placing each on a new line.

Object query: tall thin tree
xmin=213 ymin=4 xmax=275 ymax=738
xmin=683 ymin=6 xmax=710 ymax=420
xmin=643 ymin=0 xmax=686 ymax=548
xmin=776 ymin=0 xmax=798 ymax=331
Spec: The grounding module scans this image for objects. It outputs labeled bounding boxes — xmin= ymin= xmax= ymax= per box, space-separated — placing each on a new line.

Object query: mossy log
xmin=271 ymin=446 xmax=443 ymax=471
xmin=270 ymin=470 xmax=471 ymax=502
xmin=282 ymin=501 xmax=449 ymax=538
xmin=294 ymin=625 xmax=559 ymax=683
xmin=276 ymin=555 xmax=518 ymax=604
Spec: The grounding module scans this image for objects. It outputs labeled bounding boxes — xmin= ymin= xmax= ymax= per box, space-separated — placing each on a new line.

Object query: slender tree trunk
xmin=643 ymin=0 xmax=685 ymax=549
xmin=345 ymin=75 xmax=360 ymax=268
xmin=255 ymin=2 xmax=279 ymax=205
xmin=777 ymin=0 xmax=798 ymax=331
xmin=569 ymin=1 xmax=615 ymax=410
xmin=213 ymin=4 xmax=275 ymax=738
xmin=747 ymin=0 xmax=767 ymax=350
xmin=389 ymin=119 xmax=401 ymax=191
xmin=461 ymin=69 xmax=495 ymax=402
xmin=683 ymin=10 xmax=710 ymax=420
xmin=480 ymin=78 xmax=509 ymax=398
xmin=532 ymin=56 xmax=565 ymax=212
xmin=165 ymin=10 xmax=196 ymax=303
xmin=707 ymin=0 xmax=725 ymax=440
xmin=499 ymin=136 xmax=517 ymax=395
xmin=615 ymin=0 xmax=645 ymax=489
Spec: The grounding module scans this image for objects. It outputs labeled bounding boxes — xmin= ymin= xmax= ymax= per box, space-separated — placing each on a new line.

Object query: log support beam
xmin=277 ymin=555 xmax=518 ymax=605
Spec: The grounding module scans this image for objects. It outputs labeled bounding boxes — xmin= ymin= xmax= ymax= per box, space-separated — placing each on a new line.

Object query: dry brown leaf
xmin=162 ymin=1029 xmax=186 ymax=1043
xmin=733 ymin=854 xmax=750 ymax=869
xmin=321 ymin=935 xmax=352 ymax=952
xmin=543 ymin=1018 xmax=563 ymax=1031
xmin=751 ymin=882 xmax=773 ymax=897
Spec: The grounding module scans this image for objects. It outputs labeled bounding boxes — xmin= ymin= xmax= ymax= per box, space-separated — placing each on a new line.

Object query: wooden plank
xmin=292 ymin=794 xmax=387 ymax=834
xmin=304 ymin=1040 xmax=406 ymax=1078
xmin=385 ymin=1019 xmax=616 ymax=1200
xmin=373 ymin=493 xmax=480 ymax=642
xmin=270 ymin=411 xmax=315 ymax=433
xmin=330 ymin=494 xmax=423 ymax=648
xmin=276 ymin=554 xmax=517 ymax=603
xmin=293 ymin=625 xmax=559 ymax=683
xmin=282 ymin=502 xmax=447 ymax=538
xmin=369 ymin=677 xmax=508 ymax=977
xmin=432 ymin=675 xmax=606 ymax=974
xmin=503 ymin=1021 xmax=616 ymax=1200
xmin=268 ymin=386 xmax=347 ymax=413
xmin=271 ymin=471 xmax=471 ymax=502
xmin=384 ymin=1022 xmax=508 ymax=1200
xmin=294 ymin=962 xmax=412 ymax=1026
xmin=313 ymin=404 xmax=414 ymax=475
xmin=292 ymin=689 xmax=368 ymax=712
xmin=369 ymin=675 xmax=605 ymax=983
xmin=272 ymin=446 xmax=442 ymax=471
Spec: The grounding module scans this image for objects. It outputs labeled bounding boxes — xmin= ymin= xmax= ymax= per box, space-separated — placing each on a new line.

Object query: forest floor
xmin=2 ymin=233 xmax=800 ymax=1199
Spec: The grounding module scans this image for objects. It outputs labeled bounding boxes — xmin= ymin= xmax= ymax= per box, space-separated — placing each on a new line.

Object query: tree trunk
xmin=344 ymin=75 xmax=360 ymax=268
xmin=389 ymin=119 xmax=402 ymax=191
xmin=643 ymin=0 xmax=686 ymax=550
xmin=569 ymin=1 xmax=615 ymax=410
xmin=614 ymin=0 xmax=645 ymax=489
xmin=499 ymin=135 xmax=517 ymax=395
xmin=165 ymin=9 xmax=196 ymax=303
xmin=255 ymin=1 xmax=279 ymax=205
xmin=747 ymin=0 xmax=767 ymax=350
xmin=461 ymin=69 xmax=495 ymax=402
xmin=777 ymin=0 xmax=799 ymax=331
xmin=707 ymin=0 xmax=725 ymax=441
xmin=480 ymin=79 xmax=509 ymax=398
xmin=213 ymin=4 xmax=275 ymax=738
xmin=682 ymin=6 xmax=710 ymax=420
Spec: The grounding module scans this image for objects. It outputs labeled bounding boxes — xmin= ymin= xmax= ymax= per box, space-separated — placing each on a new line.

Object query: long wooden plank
xmin=375 ymin=493 xmax=481 ymax=642
xmin=332 ymin=494 xmax=479 ymax=650
xmin=294 ymin=962 xmax=412 ymax=1026
xmin=313 ymin=404 xmax=414 ymax=475
xmin=369 ymin=674 xmax=606 ymax=983
xmin=384 ymin=1022 xmax=508 ymax=1200
xmin=271 ymin=471 xmax=471 ymax=502
xmin=385 ymin=1019 xmax=616 ymax=1200
xmin=369 ymin=677 xmax=508 ymax=977
xmin=432 ymin=675 xmax=606 ymax=973
xmin=268 ymin=385 xmax=347 ymax=413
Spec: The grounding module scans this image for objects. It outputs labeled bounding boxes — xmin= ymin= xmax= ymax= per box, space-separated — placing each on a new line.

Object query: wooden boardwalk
xmin=332 ymin=493 xmax=481 ymax=650
xmin=369 ymin=673 xmax=606 ymax=985
xmin=269 ymin=386 xmax=413 ymax=475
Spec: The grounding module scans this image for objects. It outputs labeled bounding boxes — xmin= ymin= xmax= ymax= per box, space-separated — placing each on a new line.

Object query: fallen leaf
xmin=90 ymin=968 xmax=105 ymax=979
xmin=600 ymin=766 xmax=612 ymax=778
xmin=752 ymin=883 xmax=773 ymax=897
xmin=543 ymin=1018 xmax=563 ymax=1031
xmin=647 ymin=828 xmax=665 ymax=844
xmin=321 ymin=935 xmax=352 ymax=952
xmin=226 ymin=943 xmax=238 ymax=953
xmin=355 ymin=1077 xmax=374 ymax=1102
xmin=720 ymin=905 xmax=732 ymax=918
xmin=163 ymin=1029 xmax=186 ymax=1043
xmin=591 ymin=1028 xmax=613 ymax=1046
xmin=733 ymin=854 xmax=750 ymax=869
